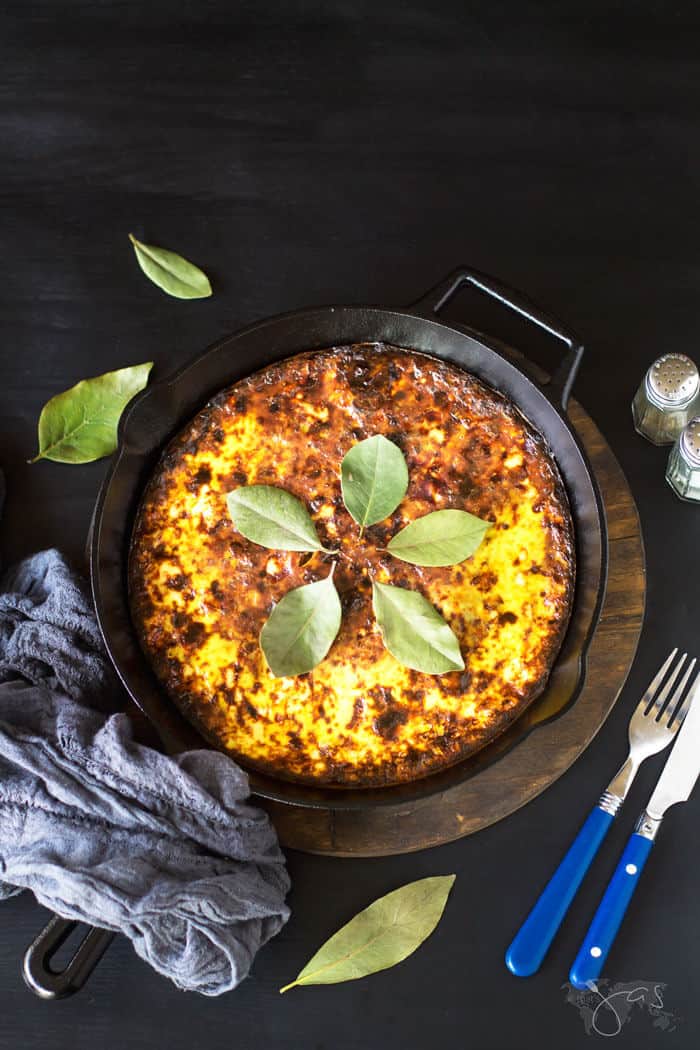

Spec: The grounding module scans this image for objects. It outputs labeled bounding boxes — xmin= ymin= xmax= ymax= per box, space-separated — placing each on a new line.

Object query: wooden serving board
xmin=260 ymin=401 xmax=646 ymax=856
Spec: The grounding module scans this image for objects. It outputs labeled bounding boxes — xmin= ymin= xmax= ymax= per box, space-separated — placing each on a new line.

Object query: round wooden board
xmin=259 ymin=400 xmax=646 ymax=856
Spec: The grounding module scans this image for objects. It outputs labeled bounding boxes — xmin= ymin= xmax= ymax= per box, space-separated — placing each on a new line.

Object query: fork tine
xmin=664 ymin=658 xmax=697 ymax=726
xmin=639 ymin=648 xmax=678 ymax=715
xmin=668 ymin=665 xmax=700 ymax=729
xmin=652 ymin=652 xmax=687 ymax=719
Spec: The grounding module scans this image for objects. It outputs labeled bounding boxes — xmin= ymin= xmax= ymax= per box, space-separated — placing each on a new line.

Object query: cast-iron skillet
xmin=23 ymin=267 xmax=607 ymax=998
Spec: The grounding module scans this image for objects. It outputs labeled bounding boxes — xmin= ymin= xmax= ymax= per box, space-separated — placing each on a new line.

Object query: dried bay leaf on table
xmin=280 ymin=875 xmax=456 ymax=992
xmin=128 ymin=233 xmax=212 ymax=299
xmin=31 ymin=362 xmax=154 ymax=464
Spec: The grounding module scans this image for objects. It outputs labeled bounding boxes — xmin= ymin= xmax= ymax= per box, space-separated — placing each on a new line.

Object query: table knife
xmin=569 ymin=672 xmax=700 ymax=988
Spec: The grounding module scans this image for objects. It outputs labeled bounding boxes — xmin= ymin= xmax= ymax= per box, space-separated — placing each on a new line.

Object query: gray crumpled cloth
xmin=0 ymin=507 xmax=290 ymax=995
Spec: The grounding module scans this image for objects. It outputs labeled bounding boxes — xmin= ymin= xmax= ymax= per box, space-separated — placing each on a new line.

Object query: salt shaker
xmin=666 ymin=417 xmax=700 ymax=503
xmin=632 ymin=353 xmax=700 ymax=445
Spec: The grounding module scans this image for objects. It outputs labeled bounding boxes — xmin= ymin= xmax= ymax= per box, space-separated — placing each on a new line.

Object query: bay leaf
xmin=387 ymin=508 xmax=491 ymax=566
xmin=280 ymin=875 xmax=456 ymax=993
xmin=226 ymin=485 xmax=331 ymax=552
xmin=372 ymin=581 xmax=464 ymax=674
xmin=30 ymin=362 xmax=154 ymax=464
xmin=340 ymin=435 xmax=408 ymax=531
xmin=128 ymin=233 xmax=212 ymax=299
xmin=260 ymin=569 xmax=342 ymax=677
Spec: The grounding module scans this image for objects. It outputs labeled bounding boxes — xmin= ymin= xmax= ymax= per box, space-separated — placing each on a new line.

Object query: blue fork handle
xmin=569 ymin=833 xmax=654 ymax=989
xmin=506 ymin=805 xmax=615 ymax=976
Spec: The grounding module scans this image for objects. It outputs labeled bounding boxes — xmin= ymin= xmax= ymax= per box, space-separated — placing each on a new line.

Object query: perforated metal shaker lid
xmin=646 ymin=354 xmax=699 ymax=407
xmin=680 ymin=417 xmax=700 ymax=467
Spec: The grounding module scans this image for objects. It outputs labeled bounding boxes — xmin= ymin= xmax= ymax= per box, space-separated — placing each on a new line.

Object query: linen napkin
xmin=0 ymin=478 xmax=290 ymax=996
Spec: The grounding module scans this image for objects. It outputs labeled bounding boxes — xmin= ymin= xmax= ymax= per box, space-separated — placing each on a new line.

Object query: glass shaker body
xmin=666 ymin=417 xmax=700 ymax=503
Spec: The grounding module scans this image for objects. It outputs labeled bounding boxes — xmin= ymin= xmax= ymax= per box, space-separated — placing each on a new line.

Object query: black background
xmin=1 ymin=2 xmax=699 ymax=1048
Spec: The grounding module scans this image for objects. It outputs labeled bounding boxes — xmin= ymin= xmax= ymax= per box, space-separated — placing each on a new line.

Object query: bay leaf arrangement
xmin=226 ymin=434 xmax=491 ymax=677
xmin=280 ymin=875 xmax=455 ymax=993
xmin=30 ymin=231 xmax=214 ymax=463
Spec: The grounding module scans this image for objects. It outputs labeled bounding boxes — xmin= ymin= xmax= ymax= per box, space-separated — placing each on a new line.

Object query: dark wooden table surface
xmin=2 ymin=2 xmax=699 ymax=1047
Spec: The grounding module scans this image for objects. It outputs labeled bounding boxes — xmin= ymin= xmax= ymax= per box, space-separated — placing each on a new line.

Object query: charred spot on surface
xmin=472 ymin=570 xmax=498 ymax=592
xmin=182 ymin=621 xmax=206 ymax=646
xmin=373 ymin=707 xmax=409 ymax=740
xmin=341 ymin=587 xmax=368 ymax=615
xmin=498 ymin=611 xmax=518 ymax=625
xmin=243 ymin=699 xmax=260 ymax=720
xmin=347 ymin=697 xmax=364 ymax=730
xmin=348 ymin=359 xmax=372 ymax=391
xmin=404 ymin=745 xmax=427 ymax=768
xmin=461 ymin=669 xmax=494 ymax=696
xmin=180 ymin=436 xmax=204 ymax=458
xmin=385 ymin=429 xmax=408 ymax=452
xmin=369 ymin=686 xmax=409 ymax=741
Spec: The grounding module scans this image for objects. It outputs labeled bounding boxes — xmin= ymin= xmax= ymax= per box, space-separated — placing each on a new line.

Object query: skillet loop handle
xmin=411 ymin=267 xmax=584 ymax=412
xmin=23 ymin=916 xmax=115 ymax=1000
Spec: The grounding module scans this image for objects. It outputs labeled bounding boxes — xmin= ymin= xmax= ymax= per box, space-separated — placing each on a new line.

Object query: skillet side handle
xmin=410 ymin=267 xmax=584 ymax=412
xmin=23 ymin=916 xmax=115 ymax=1000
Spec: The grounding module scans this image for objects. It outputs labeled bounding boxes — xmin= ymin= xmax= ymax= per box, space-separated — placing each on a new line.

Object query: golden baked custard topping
xmin=129 ymin=345 xmax=575 ymax=786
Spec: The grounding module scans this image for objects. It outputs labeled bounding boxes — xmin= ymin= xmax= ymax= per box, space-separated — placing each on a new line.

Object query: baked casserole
xmin=129 ymin=345 xmax=575 ymax=786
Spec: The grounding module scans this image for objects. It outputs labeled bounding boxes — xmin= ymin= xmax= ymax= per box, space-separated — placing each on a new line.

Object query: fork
xmin=505 ymin=648 xmax=696 ymax=977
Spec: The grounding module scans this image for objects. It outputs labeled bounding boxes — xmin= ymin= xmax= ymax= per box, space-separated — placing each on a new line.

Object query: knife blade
xmin=646 ymin=671 xmax=700 ymax=820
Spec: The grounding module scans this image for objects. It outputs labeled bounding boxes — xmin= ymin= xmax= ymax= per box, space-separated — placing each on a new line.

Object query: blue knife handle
xmin=506 ymin=805 xmax=615 ymax=977
xmin=569 ymin=833 xmax=654 ymax=989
